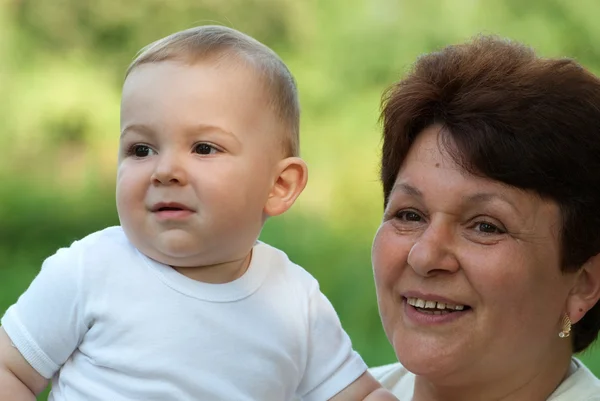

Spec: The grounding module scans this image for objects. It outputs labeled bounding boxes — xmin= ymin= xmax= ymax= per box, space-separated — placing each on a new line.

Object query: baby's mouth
xmin=151 ymin=202 xmax=194 ymax=213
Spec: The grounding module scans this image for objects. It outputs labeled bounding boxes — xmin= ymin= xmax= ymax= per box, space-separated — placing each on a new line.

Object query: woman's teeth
xmin=406 ymin=297 xmax=466 ymax=313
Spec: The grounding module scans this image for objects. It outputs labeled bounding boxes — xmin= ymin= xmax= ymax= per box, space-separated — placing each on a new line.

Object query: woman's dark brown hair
xmin=380 ymin=36 xmax=600 ymax=352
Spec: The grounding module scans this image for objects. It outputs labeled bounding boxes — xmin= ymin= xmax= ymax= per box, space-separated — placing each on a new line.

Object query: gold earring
xmin=559 ymin=314 xmax=572 ymax=338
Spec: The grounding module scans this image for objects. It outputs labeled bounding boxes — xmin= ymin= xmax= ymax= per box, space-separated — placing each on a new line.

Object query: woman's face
xmin=372 ymin=125 xmax=575 ymax=382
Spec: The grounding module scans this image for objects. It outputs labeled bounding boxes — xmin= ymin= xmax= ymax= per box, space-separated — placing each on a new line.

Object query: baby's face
xmin=117 ymin=60 xmax=282 ymax=277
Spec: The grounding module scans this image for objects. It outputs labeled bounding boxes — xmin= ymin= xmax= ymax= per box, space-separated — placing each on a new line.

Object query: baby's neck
xmin=171 ymin=251 xmax=252 ymax=284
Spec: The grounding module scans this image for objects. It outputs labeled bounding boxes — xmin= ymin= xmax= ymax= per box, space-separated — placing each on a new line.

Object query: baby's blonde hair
xmin=126 ymin=25 xmax=300 ymax=157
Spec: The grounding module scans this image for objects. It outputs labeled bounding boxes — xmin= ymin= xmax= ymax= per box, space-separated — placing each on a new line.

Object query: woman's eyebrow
xmin=391 ymin=182 xmax=423 ymax=199
xmin=463 ymin=192 xmax=524 ymax=218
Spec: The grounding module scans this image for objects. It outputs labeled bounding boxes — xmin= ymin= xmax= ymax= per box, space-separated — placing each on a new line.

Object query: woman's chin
xmin=401 ymin=359 xmax=453 ymax=378
xmin=392 ymin=334 xmax=471 ymax=379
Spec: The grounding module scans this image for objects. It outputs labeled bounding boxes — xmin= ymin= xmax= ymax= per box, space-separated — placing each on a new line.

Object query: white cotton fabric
xmin=370 ymin=358 xmax=600 ymax=400
xmin=2 ymin=226 xmax=366 ymax=401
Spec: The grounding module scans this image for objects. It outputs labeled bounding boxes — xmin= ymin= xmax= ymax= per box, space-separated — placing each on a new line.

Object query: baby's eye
xmin=396 ymin=210 xmax=422 ymax=222
xmin=129 ymin=144 xmax=156 ymax=158
xmin=194 ymin=143 xmax=219 ymax=155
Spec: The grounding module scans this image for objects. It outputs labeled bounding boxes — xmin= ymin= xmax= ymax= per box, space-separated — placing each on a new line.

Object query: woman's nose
xmin=151 ymin=153 xmax=188 ymax=186
xmin=407 ymin=221 xmax=460 ymax=277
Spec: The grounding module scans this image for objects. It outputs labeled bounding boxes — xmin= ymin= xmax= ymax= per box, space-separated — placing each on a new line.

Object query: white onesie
xmin=2 ymin=226 xmax=366 ymax=401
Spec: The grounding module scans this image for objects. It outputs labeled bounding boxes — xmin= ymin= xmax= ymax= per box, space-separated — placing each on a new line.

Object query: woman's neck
xmin=412 ymin=350 xmax=574 ymax=401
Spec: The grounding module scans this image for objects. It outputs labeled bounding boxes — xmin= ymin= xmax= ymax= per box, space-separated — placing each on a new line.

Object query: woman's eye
xmin=396 ymin=211 xmax=422 ymax=222
xmin=474 ymin=221 xmax=505 ymax=234
xmin=194 ymin=143 xmax=218 ymax=155
xmin=130 ymin=145 xmax=155 ymax=158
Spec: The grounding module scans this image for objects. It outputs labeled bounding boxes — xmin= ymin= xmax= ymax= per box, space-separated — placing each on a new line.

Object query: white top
xmin=370 ymin=358 xmax=600 ymax=400
xmin=1 ymin=226 xmax=366 ymax=401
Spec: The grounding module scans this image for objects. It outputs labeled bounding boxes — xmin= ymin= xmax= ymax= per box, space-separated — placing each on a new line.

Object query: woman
xmin=370 ymin=36 xmax=600 ymax=400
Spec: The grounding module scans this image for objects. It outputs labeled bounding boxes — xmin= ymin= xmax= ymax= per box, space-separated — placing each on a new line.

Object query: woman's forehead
xmin=395 ymin=127 xmax=560 ymax=221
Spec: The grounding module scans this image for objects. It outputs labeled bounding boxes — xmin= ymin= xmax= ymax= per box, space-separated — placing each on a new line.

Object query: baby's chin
xmin=123 ymin=225 xmax=255 ymax=273
xmin=139 ymin=242 xmax=211 ymax=267
xmin=123 ymin=233 xmax=204 ymax=266
xmin=140 ymin=242 xmax=252 ymax=284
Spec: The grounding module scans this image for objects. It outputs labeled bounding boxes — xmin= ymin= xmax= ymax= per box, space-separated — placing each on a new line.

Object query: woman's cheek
xmin=373 ymin=225 xmax=407 ymax=280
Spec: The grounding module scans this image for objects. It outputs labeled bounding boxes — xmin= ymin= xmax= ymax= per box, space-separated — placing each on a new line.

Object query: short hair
xmin=126 ymin=25 xmax=299 ymax=157
xmin=380 ymin=35 xmax=600 ymax=352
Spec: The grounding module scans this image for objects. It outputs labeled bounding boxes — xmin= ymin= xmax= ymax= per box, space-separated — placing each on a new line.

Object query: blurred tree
xmin=9 ymin=0 xmax=303 ymax=74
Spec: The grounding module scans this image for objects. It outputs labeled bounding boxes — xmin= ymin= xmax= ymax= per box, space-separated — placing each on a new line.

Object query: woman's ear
xmin=567 ymin=253 xmax=600 ymax=324
xmin=264 ymin=157 xmax=308 ymax=217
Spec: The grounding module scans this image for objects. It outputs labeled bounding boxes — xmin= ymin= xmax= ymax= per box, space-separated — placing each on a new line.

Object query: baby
xmin=0 ymin=26 xmax=397 ymax=401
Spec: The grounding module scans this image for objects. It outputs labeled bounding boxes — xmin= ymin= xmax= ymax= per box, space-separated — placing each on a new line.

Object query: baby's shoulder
xmin=60 ymin=225 xmax=132 ymax=256
xmin=255 ymin=241 xmax=320 ymax=292
xmin=48 ymin=226 xmax=139 ymax=273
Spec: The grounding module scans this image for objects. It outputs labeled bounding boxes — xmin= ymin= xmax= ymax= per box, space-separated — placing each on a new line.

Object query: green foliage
xmin=0 ymin=1 xmax=599 ymax=399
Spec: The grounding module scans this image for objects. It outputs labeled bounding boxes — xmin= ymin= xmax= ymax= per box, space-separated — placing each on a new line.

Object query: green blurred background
xmin=1 ymin=0 xmax=599 ymax=398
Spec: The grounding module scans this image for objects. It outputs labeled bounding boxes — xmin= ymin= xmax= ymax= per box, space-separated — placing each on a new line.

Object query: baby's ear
xmin=567 ymin=253 xmax=600 ymax=324
xmin=264 ymin=157 xmax=308 ymax=217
